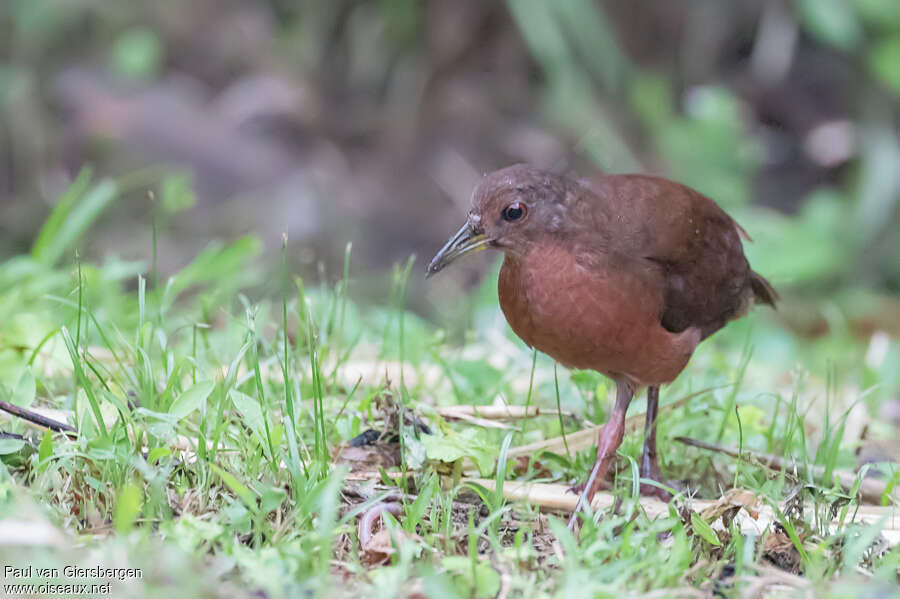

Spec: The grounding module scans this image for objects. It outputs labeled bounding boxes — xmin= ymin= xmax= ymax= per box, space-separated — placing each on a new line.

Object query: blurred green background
xmin=1 ymin=0 xmax=899 ymax=338
xmin=0 ymin=4 xmax=899 ymax=593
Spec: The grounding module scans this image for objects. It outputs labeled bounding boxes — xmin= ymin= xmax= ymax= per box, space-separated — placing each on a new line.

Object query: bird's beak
xmin=426 ymin=222 xmax=490 ymax=278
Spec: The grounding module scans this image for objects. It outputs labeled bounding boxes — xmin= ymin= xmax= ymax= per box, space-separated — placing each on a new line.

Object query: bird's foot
xmin=566 ymin=444 xmax=620 ymax=531
xmin=566 ymin=385 xmax=631 ymax=533
xmin=639 ymin=446 xmax=676 ymax=500
xmin=566 ymin=460 xmax=612 ymax=531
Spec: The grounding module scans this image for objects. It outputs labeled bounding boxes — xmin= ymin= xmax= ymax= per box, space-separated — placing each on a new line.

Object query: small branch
xmin=674 ymin=436 xmax=896 ymax=504
xmin=439 ymin=413 xmax=518 ymax=429
xmin=462 ymin=478 xmax=900 ymax=542
xmin=0 ymin=401 xmax=76 ymax=433
xmin=437 ymin=405 xmax=572 ymax=421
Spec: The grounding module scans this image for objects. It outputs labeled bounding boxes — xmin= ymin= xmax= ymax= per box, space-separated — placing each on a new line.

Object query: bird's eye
xmin=502 ymin=201 xmax=527 ymax=222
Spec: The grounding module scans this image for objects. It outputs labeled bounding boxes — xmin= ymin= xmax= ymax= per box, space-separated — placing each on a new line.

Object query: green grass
xmin=0 ymin=173 xmax=898 ymax=598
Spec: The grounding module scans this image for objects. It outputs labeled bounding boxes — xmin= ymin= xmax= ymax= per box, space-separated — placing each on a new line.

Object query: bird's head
xmin=427 ymin=164 xmax=577 ymax=277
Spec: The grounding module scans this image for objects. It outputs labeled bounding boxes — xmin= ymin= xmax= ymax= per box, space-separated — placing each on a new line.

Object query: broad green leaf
xmin=209 ymin=463 xmax=257 ymax=510
xmin=0 ymin=438 xmax=26 ymax=455
xmin=146 ymin=447 xmax=171 ymax=464
xmin=422 ymin=428 xmax=494 ymax=475
xmin=168 ymin=381 xmax=215 ymax=419
xmin=691 ymin=512 xmax=722 ymax=546
xmin=258 ymin=484 xmax=287 ymax=513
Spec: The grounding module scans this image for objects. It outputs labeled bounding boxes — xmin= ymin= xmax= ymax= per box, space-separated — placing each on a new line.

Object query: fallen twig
xmin=674 ymin=436 xmax=897 ymax=505
xmin=436 ymin=410 xmax=518 ymax=430
xmin=462 ymin=478 xmax=900 ymax=544
xmin=436 ymin=404 xmax=573 ymax=430
xmin=0 ymin=401 xmax=76 ymax=434
xmin=437 ymin=405 xmax=572 ymax=421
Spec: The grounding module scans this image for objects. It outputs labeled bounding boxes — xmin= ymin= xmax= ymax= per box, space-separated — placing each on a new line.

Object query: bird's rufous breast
xmin=497 ymin=242 xmax=701 ymax=386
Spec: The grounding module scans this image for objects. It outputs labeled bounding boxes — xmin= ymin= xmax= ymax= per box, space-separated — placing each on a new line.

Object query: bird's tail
xmin=750 ymin=271 xmax=778 ymax=308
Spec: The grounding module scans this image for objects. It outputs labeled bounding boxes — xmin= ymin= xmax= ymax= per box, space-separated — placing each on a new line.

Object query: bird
xmin=427 ymin=164 xmax=777 ymax=523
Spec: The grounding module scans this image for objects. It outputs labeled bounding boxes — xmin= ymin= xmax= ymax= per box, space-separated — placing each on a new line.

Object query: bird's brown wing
xmin=578 ymin=174 xmax=763 ymax=338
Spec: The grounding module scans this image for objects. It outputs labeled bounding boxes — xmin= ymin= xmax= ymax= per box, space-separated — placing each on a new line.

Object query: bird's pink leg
xmin=640 ymin=385 xmax=673 ymax=501
xmin=568 ymin=380 xmax=633 ymax=529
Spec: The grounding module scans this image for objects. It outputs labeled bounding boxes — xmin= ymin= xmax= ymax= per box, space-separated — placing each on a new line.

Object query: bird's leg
xmin=567 ymin=379 xmax=633 ymax=529
xmin=640 ymin=385 xmax=673 ymax=501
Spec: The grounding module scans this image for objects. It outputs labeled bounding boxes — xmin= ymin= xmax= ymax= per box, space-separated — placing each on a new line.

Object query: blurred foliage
xmin=505 ymin=0 xmax=900 ymax=300
xmin=110 ymin=27 xmax=164 ymax=80
xmin=0 ymin=0 xmax=899 ymax=326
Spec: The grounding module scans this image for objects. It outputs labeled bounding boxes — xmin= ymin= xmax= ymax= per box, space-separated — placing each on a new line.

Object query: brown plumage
xmin=427 ymin=164 xmax=776 ymax=522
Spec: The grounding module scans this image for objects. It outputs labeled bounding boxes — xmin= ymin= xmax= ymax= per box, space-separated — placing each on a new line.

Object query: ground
xmin=0 ymin=182 xmax=898 ymax=598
